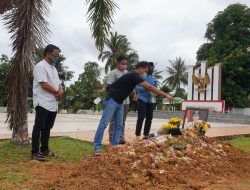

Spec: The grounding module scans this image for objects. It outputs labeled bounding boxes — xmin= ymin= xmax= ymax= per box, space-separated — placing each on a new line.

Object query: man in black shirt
xmin=93 ymin=61 xmax=174 ymax=156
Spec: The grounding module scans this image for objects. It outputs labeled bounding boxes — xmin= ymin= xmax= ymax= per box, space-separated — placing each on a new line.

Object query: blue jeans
xmin=94 ymin=98 xmax=124 ymax=151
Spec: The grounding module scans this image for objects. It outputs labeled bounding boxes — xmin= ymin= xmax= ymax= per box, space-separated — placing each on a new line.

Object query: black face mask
xmin=49 ymin=55 xmax=58 ymax=64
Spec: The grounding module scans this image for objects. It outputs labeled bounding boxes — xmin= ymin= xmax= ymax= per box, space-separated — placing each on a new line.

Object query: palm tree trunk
xmin=11 ymin=121 xmax=30 ymax=145
xmin=3 ymin=0 xmax=50 ymax=145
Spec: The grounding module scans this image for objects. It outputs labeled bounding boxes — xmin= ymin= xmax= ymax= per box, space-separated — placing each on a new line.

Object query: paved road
xmin=1 ymin=113 xmax=250 ymax=143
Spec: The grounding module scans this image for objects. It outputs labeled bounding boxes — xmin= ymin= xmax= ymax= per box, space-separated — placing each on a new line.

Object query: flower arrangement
xmin=191 ymin=121 xmax=210 ymax=136
xmin=162 ymin=117 xmax=182 ymax=129
xmin=158 ymin=117 xmax=183 ymax=136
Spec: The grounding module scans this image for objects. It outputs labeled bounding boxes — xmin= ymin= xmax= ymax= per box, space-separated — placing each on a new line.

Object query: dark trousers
xmin=31 ymin=106 xmax=57 ymax=154
xmin=109 ymin=104 xmax=129 ymax=143
xmin=135 ymin=99 xmax=154 ymax=136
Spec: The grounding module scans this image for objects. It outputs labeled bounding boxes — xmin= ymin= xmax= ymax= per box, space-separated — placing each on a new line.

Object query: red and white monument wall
xmin=181 ymin=61 xmax=225 ymax=112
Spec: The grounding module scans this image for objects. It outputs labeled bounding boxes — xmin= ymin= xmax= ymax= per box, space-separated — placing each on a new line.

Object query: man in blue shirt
xmin=135 ymin=62 xmax=158 ymax=139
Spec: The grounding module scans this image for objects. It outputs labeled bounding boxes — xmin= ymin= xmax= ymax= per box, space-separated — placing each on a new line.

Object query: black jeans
xmin=31 ymin=106 xmax=57 ymax=154
xmin=135 ymin=99 xmax=154 ymax=136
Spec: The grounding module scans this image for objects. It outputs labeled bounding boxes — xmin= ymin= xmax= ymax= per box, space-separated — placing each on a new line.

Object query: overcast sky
xmin=1 ymin=0 xmax=250 ymax=84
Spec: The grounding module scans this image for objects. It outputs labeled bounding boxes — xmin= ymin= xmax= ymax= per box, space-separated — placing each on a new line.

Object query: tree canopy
xmin=67 ymin=61 xmax=103 ymax=112
xmin=197 ymin=3 xmax=250 ymax=107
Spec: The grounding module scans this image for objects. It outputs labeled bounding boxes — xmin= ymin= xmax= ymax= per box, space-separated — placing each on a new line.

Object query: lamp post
xmin=63 ymin=66 xmax=69 ymax=110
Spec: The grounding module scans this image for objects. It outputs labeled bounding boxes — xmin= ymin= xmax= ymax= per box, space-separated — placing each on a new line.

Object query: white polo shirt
xmin=33 ymin=59 xmax=61 ymax=112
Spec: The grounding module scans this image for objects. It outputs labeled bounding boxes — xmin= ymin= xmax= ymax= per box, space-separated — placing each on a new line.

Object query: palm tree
xmin=163 ymin=57 xmax=188 ymax=91
xmin=2 ymin=0 xmax=51 ymax=145
xmin=99 ymin=31 xmax=139 ymax=73
xmin=1 ymin=0 xmax=118 ymax=145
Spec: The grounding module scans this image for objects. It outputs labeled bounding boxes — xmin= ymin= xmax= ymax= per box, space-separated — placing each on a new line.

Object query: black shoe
xmin=41 ymin=150 xmax=58 ymax=158
xmin=119 ymin=141 xmax=126 ymax=145
xmin=31 ymin=152 xmax=47 ymax=161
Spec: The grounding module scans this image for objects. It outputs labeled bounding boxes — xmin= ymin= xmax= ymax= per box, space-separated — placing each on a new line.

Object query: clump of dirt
xmin=21 ymin=133 xmax=250 ymax=189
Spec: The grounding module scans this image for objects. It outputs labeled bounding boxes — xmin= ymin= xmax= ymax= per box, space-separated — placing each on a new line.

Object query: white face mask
xmin=141 ymin=73 xmax=147 ymax=78
xmin=119 ymin=65 xmax=128 ymax=71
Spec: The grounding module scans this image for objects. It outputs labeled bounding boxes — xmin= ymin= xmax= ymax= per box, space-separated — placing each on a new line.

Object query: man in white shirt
xmin=31 ymin=44 xmax=63 ymax=161
xmin=106 ymin=56 xmax=130 ymax=144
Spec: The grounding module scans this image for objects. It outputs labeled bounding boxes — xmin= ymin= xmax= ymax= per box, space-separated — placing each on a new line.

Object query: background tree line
xmin=3 ymin=3 xmax=250 ymax=116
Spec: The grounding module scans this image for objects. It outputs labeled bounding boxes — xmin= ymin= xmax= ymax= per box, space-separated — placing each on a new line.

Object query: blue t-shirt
xmin=135 ymin=74 xmax=158 ymax=103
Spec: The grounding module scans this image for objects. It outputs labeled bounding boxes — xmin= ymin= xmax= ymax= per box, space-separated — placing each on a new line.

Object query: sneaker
xmin=142 ymin=135 xmax=149 ymax=140
xmin=94 ymin=150 xmax=101 ymax=156
xmin=41 ymin=150 xmax=58 ymax=158
xmin=31 ymin=152 xmax=47 ymax=161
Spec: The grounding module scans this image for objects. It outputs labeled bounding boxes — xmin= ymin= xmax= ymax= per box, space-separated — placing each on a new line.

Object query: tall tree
xmin=197 ymin=3 xmax=250 ymax=107
xmin=3 ymin=0 xmax=51 ymax=145
xmin=163 ymin=57 xmax=188 ymax=91
xmin=71 ymin=61 xmax=103 ymax=110
xmin=99 ymin=31 xmax=139 ymax=73
xmin=1 ymin=0 xmax=118 ymax=145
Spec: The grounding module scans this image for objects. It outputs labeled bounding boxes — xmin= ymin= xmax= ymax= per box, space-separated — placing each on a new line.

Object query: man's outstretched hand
xmin=165 ymin=94 xmax=174 ymax=104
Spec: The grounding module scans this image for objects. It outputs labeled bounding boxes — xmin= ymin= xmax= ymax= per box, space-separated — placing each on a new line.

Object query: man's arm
xmin=40 ymin=82 xmax=58 ymax=95
xmin=139 ymin=82 xmax=174 ymax=103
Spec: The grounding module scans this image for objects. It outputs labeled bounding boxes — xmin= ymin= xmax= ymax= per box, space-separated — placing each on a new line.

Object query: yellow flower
xmin=168 ymin=117 xmax=182 ymax=126
xmin=161 ymin=123 xmax=177 ymax=129
xmin=160 ymin=117 xmax=183 ymax=130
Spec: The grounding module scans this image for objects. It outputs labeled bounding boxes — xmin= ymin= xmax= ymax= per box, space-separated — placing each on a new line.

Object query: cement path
xmin=1 ymin=113 xmax=250 ymax=144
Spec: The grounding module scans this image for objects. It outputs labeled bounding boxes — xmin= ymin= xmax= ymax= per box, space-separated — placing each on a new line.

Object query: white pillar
xmin=206 ymin=68 xmax=212 ymax=100
xmin=187 ymin=66 xmax=194 ymax=100
xmin=193 ymin=68 xmax=200 ymax=100
xmin=199 ymin=61 xmax=208 ymax=100
xmin=213 ymin=63 xmax=221 ymax=100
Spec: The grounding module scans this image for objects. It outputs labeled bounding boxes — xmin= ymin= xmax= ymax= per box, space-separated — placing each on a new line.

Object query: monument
xmin=181 ymin=61 xmax=225 ymax=112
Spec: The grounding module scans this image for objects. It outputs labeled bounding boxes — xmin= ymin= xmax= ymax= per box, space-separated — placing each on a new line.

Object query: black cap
xmin=135 ymin=61 xmax=148 ymax=69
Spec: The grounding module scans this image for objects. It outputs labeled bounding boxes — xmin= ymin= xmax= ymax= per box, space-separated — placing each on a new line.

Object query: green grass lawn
xmin=0 ymin=137 xmax=95 ymax=164
xmin=0 ymin=137 xmax=97 ymax=189
xmin=226 ymin=137 xmax=250 ymax=153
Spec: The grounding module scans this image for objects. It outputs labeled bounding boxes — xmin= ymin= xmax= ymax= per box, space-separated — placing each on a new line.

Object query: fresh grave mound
xmin=26 ymin=133 xmax=250 ymax=190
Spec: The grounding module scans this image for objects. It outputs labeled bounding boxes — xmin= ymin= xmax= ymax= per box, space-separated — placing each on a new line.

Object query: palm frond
xmin=86 ymin=0 xmax=118 ymax=51
xmin=104 ymin=58 xmax=113 ymax=74
xmin=99 ymin=31 xmax=138 ymax=72
xmin=3 ymin=0 xmax=51 ymax=134
xmin=164 ymin=57 xmax=188 ymax=90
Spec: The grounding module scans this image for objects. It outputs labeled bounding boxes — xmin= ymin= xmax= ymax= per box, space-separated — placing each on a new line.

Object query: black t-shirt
xmin=108 ymin=71 xmax=144 ymax=104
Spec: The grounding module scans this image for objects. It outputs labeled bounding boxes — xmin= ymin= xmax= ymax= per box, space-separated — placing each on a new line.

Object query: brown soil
xmin=6 ymin=133 xmax=250 ymax=190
